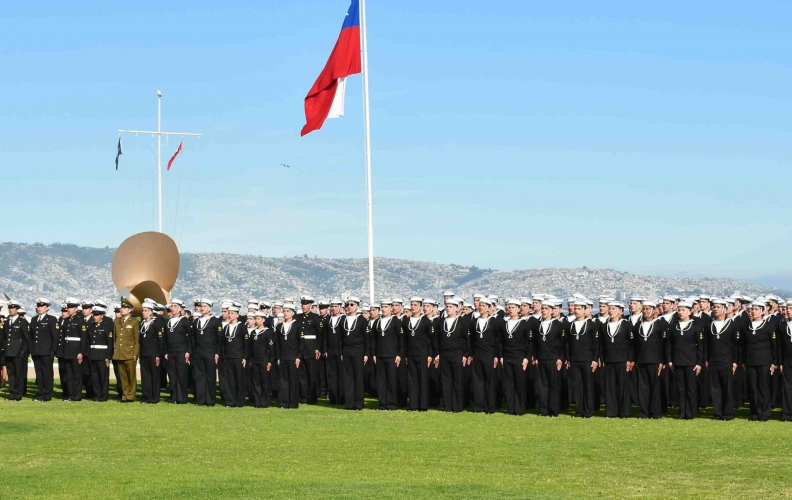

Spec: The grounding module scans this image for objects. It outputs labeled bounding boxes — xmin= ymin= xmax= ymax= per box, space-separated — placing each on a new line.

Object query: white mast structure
xmin=360 ymin=0 xmax=375 ymax=304
xmin=118 ymin=90 xmax=202 ymax=233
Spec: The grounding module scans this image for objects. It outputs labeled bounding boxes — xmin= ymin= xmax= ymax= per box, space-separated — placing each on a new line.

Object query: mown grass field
xmin=0 ymin=382 xmax=790 ymax=499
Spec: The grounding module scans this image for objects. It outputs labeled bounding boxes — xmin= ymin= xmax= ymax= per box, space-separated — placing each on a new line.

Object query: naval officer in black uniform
xmin=296 ymin=296 xmax=322 ymax=404
xmin=3 ymin=300 xmax=29 ymax=401
xmin=341 ymin=297 xmax=369 ymax=410
xmin=87 ymin=305 xmax=114 ymax=402
xmin=706 ymin=298 xmax=740 ymax=420
xmin=29 ymin=298 xmax=59 ymax=401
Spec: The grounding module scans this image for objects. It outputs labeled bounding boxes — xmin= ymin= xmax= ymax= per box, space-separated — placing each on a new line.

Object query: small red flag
xmin=167 ymin=141 xmax=183 ymax=171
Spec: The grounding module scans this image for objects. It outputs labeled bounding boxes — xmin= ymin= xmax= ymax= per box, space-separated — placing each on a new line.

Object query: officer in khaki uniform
xmin=113 ymin=298 xmax=140 ymax=402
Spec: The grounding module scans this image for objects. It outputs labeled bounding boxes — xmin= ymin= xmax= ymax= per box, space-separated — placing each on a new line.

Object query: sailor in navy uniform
xmin=777 ymin=300 xmax=792 ymax=421
xmin=372 ymin=299 xmax=405 ymax=410
xmin=296 ymin=296 xmax=322 ymax=404
xmin=391 ymin=298 xmax=410 ymax=408
xmin=741 ymin=300 xmax=779 ymax=421
xmin=276 ymin=303 xmax=302 ymax=409
xmin=162 ymin=300 xmax=192 ymax=404
xmin=706 ymin=298 xmax=740 ymax=420
xmin=57 ymin=298 xmax=89 ymax=402
xmin=665 ymin=300 xmax=704 ymax=419
xmin=322 ymin=299 xmax=346 ymax=405
xmin=221 ymin=305 xmax=248 ymax=407
xmin=422 ymin=299 xmax=442 ymax=408
xmin=139 ymin=301 xmax=164 ymax=404
xmin=599 ymin=301 xmax=634 ymax=418
xmin=565 ymin=299 xmax=600 ymax=418
xmin=339 ymin=298 xmax=369 ymax=410
xmin=533 ymin=300 xmax=566 ymax=416
xmin=3 ymin=301 xmax=29 ymax=401
xmin=470 ymin=298 xmax=500 ymax=413
xmin=248 ymin=312 xmax=275 ymax=408
xmin=364 ymin=302 xmax=380 ymax=398
xmin=316 ymin=299 xmax=330 ymax=398
xmin=87 ymin=306 xmax=114 ymax=402
xmin=435 ymin=299 xmax=470 ymax=412
xmin=632 ymin=300 xmax=666 ymax=419
xmin=29 ymin=298 xmax=59 ymax=401
xmin=500 ymin=299 xmax=533 ymax=415
xmin=405 ymin=297 xmax=435 ymax=411
xmin=189 ymin=298 xmax=221 ymax=406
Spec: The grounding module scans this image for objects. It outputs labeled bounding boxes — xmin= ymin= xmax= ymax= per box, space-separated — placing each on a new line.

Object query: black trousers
xmin=698 ymin=364 xmax=711 ymax=408
xmin=440 ymin=355 xmax=465 ymax=412
xmin=250 ymin=361 xmax=271 ymax=408
xmin=32 ymin=355 xmax=54 ymax=400
xmin=224 ymin=358 xmax=245 ymax=407
xmin=326 ymin=354 xmax=345 ymax=405
xmin=733 ymin=364 xmax=746 ymax=408
xmin=709 ymin=364 xmax=734 ymax=420
xmin=747 ymin=365 xmax=772 ymax=421
xmin=167 ymin=354 xmax=189 ymax=403
xmin=6 ymin=356 xmax=27 ymax=400
xmin=218 ymin=355 xmax=229 ymax=403
xmin=471 ymin=356 xmax=497 ymax=413
xmin=82 ymin=356 xmax=93 ymax=399
xmin=503 ymin=359 xmax=528 ymax=415
xmin=674 ymin=365 xmax=698 ymax=419
xmin=192 ymin=353 xmax=217 ymax=406
xmin=781 ymin=364 xmax=792 ymax=421
xmin=140 ymin=356 xmax=161 ymax=403
xmin=428 ymin=363 xmax=442 ymax=408
xmin=279 ymin=360 xmax=300 ymax=408
xmin=536 ymin=359 xmax=562 ymax=416
xmin=570 ymin=361 xmax=595 ymax=417
xmin=300 ymin=357 xmax=319 ymax=404
xmin=343 ymin=353 xmax=365 ymax=409
xmin=90 ymin=360 xmax=109 ymax=401
xmin=58 ymin=357 xmax=70 ymax=399
xmin=318 ymin=355 xmax=327 ymax=396
xmin=63 ymin=358 xmax=83 ymax=401
xmin=637 ymin=363 xmax=663 ymax=418
xmin=376 ymin=357 xmax=398 ymax=410
xmin=396 ymin=361 xmax=409 ymax=408
xmin=408 ymin=355 xmax=431 ymax=411
xmin=604 ymin=362 xmax=630 ymax=417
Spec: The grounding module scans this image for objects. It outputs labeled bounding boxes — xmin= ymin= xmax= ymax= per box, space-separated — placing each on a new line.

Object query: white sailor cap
xmin=478 ymin=297 xmax=492 ymax=306
xmin=585 ymin=299 xmax=594 ymax=306
xmin=678 ymin=300 xmax=694 ymax=309
xmin=711 ymin=298 xmax=727 ymax=306
xmin=488 ymin=295 xmax=499 ymax=301
xmin=142 ymin=301 xmax=157 ymax=310
xmin=629 ymin=296 xmax=644 ymax=303
xmin=750 ymin=300 xmax=766 ymax=309
xmin=698 ymin=295 xmax=711 ymax=301
xmin=300 ymin=295 xmax=315 ymax=304
xmin=505 ymin=298 xmax=521 ymax=307
xmin=273 ymin=301 xmax=283 ymax=307
xmin=531 ymin=295 xmax=543 ymax=302
xmin=573 ymin=299 xmax=588 ymax=307
xmin=445 ymin=298 xmax=461 ymax=307
xmin=573 ymin=293 xmax=587 ymax=299
xmin=778 ymin=300 xmax=787 ymax=307
xmin=540 ymin=300 xmax=554 ymax=307
xmin=282 ymin=303 xmax=296 ymax=311
xmin=607 ymin=301 xmax=625 ymax=309
xmin=662 ymin=295 xmax=677 ymax=302
xmin=391 ymin=297 xmax=404 ymax=304
xmin=551 ymin=299 xmax=563 ymax=307
xmin=198 ymin=298 xmax=213 ymax=307
xmin=766 ymin=294 xmax=782 ymax=303
xmin=330 ymin=298 xmax=343 ymax=306
xmin=220 ymin=301 xmax=232 ymax=309
xmin=566 ymin=297 xmax=577 ymax=304
xmin=65 ymin=297 xmax=80 ymax=307
xmin=347 ymin=296 xmax=361 ymax=304
xmin=424 ymin=298 xmax=438 ymax=306
xmin=247 ymin=299 xmax=260 ymax=306
xmin=35 ymin=298 xmax=51 ymax=306
xmin=369 ymin=302 xmax=380 ymax=309
xmin=277 ymin=312 xmax=284 ymax=318
xmin=642 ymin=300 xmax=658 ymax=308
xmin=598 ymin=296 xmax=616 ymax=304
xmin=443 ymin=290 xmax=455 ymax=297
xmin=227 ymin=305 xmax=240 ymax=313
xmin=785 ymin=298 xmax=792 ymax=306
xmin=520 ymin=297 xmax=532 ymax=305
xmin=7 ymin=300 xmax=21 ymax=308
xmin=91 ymin=306 xmax=106 ymax=314
xmin=254 ymin=311 xmax=267 ymax=318
xmin=407 ymin=296 xmax=423 ymax=304
xmin=473 ymin=293 xmax=485 ymax=300
xmin=170 ymin=299 xmax=185 ymax=308
xmin=380 ymin=299 xmax=393 ymax=306
xmin=725 ymin=298 xmax=736 ymax=305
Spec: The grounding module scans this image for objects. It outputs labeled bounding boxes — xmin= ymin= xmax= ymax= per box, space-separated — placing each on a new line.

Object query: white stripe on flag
xmin=328 ymin=77 xmax=346 ymax=119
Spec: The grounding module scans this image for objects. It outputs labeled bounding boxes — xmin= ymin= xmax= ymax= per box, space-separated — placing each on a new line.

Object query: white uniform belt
xmin=303 ymin=335 xmax=317 ymax=340
xmin=90 ymin=345 xmax=108 ymax=349
xmin=65 ymin=337 xmax=81 ymax=341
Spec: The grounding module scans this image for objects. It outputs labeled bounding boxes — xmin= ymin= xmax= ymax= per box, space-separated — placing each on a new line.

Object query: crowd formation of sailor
xmin=1 ymin=291 xmax=790 ymax=421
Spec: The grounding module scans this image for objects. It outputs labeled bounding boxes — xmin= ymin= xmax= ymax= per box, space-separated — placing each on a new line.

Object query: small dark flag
xmin=115 ymin=137 xmax=123 ymax=170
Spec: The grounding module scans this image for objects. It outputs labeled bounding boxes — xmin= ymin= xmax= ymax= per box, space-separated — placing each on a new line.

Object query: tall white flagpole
xmin=360 ymin=0 xmax=375 ymax=303
xmin=157 ymin=90 xmax=162 ymax=233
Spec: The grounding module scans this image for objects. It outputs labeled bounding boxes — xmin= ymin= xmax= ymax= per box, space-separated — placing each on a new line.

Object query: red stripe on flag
xmin=167 ymin=141 xmax=183 ymax=171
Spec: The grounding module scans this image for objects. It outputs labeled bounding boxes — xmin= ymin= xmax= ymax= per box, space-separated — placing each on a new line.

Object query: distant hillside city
xmin=0 ymin=242 xmax=782 ymax=310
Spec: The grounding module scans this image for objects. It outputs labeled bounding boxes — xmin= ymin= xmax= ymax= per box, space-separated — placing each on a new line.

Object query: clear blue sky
xmin=1 ymin=1 xmax=790 ymax=280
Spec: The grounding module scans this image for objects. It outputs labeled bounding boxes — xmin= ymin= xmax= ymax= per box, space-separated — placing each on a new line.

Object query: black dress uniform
xmin=249 ymin=326 xmax=275 ymax=408
xmin=706 ymin=318 xmax=740 ymax=420
xmin=665 ymin=319 xmax=704 ymax=419
xmin=341 ymin=313 xmax=370 ymax=410
xmin=56 ymin=315 xmax=89 ymax=401
xmin=190 ymin=314 xmax=222 ymax=406
xmin=372 ymin=315 xmax=405 ymax=410
xmin=30 ymin=313 xmax=59 ymax=401
xmin=276 ymin=319 xmax=302 ymax=409
xmin=501 ymin=318 xmax=533 ymax=415
xmin=163 ymin=315 xmax=192 ymax=404
xmin=139 ymin=317 xmax=165 ymax=403
xmin=600 ymin=319 xmax=634 ymax=418
xmin=741 ymin=317 xmax=778 ymax=421
xmin=3 ymin=314 xmax=30 ymax=400
xmin=322 ymin=314 xmax=346 ymax=405
xmin=437 ymin=316 xmax=470 ymax=412
xmin=565 ymin=319 xmax=601 ymax=418
xmin=534 ymin=319 xmax=565 ymax=416
xmin=405 ymin=314 xmax=436 ymax=411
xmin=87 ymin=316 xmax=115 ymax=402
xmin=777 ymin=319 xmax=792 ymax=421
xmin=296 ymin=311 xmax=323 ymax=404
xmin=470 ymin=315 xmax=501 ymax=413
xmin=80 ymin=313 xmax=95 ymax=399
xmin=632 ymin=318 xmax=667 ymax=419
xmin=222 ymin=321 xmax=248 ymax=407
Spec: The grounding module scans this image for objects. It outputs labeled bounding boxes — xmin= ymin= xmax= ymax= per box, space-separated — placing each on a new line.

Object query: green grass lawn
xmin=0 ymin=382 xmax=790 ymax=499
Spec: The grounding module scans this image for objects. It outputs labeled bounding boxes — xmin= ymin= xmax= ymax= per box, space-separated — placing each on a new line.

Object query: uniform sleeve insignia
xmin=55 ymin=324 xmax=60 ymax=330
xmin=81 ymin=325 xmax=86 ymax=331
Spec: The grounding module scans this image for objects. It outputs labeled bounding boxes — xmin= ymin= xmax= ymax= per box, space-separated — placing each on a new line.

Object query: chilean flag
xmin=300 ymin=0 xmax=361 ymax=136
